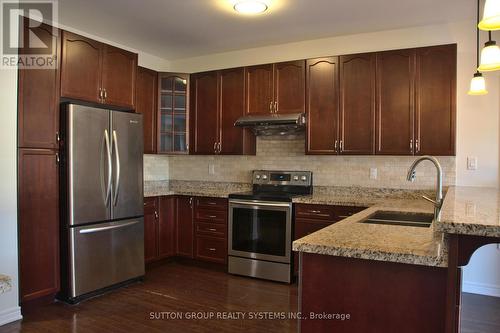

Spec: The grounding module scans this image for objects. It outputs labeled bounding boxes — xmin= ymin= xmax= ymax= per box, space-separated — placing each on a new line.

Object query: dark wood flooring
xmin=0 ymin=261 xmax=498 ymax=333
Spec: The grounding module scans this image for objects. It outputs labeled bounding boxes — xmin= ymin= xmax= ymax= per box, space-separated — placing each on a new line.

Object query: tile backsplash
xmin=145 ymin=137 xmax=456 ymax=190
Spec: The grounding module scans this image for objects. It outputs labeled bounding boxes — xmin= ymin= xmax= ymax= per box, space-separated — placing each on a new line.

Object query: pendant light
xmin=469 ymin=0 xmax=489 ymax=95
xmin=478 ymin=0 xmax=500 ymax=31
xmin=478 ymin=31 xmax=500 ymax=71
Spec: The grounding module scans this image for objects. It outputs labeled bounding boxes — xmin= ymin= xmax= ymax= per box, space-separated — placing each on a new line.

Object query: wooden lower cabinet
xmin=294 ymin=204 xmax=367 ymax=275
xmin=144 ymin=197 xmax=159 ymax=263
xmin=144 ymin=196 xmax=228 ymax=265
xmin=176 ymin=196 xmax=194 ymax=258
xmin=18 ymin=149 xmax=60 ymax=302
xmin=300 ymin=253 xmax=447 ymax=333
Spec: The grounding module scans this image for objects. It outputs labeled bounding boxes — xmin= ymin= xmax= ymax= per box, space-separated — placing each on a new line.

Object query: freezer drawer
xmin=69 ymin=218 xmax=145 ymax=298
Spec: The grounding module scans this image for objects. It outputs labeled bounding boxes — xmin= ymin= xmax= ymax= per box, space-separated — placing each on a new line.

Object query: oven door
xmin=228 ymin=200 xmax=292 ymax=264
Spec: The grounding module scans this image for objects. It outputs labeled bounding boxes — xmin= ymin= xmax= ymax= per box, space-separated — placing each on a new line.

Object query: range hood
xmin=234 ymin=113 xmax=306 ymax=136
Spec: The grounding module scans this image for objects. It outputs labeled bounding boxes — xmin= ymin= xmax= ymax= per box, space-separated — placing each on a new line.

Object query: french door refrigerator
xmin=60 ymin=103 xmax=144 ymax=302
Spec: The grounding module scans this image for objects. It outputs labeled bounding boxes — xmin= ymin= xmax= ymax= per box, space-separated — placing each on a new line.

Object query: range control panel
xmin=252 ymin=170 xmax=313 ymax=186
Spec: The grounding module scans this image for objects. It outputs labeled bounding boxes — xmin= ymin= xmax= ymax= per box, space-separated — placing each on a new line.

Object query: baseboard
xmin=462 ymin=281 xmax=500 ymax=297
xmin=0 ymin=306 xmax=22 ymax=326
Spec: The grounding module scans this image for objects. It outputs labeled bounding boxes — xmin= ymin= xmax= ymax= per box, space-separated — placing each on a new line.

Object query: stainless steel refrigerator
xmin=60 ymin=103 xmax=144 ymax=302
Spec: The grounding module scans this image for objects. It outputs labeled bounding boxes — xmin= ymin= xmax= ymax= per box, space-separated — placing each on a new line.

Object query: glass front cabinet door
xmin=158 ymin=73 xmax=189 ymax=154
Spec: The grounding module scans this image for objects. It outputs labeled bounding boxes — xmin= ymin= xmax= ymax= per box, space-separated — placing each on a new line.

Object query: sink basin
xmin=361 ymin=211 xmax=434 ymax=228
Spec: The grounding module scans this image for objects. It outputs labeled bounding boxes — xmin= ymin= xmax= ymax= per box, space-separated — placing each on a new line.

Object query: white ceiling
xmin=58 ymin=0 xmax=473 ymax=60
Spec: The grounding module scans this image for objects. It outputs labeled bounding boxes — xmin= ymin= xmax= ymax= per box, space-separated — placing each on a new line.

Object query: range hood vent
xmin=234 ymin=113 xmax=306 ymax=136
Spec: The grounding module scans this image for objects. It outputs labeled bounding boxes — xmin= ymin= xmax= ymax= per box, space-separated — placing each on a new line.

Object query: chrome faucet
xmin=406 ymin=156 xmax=443 ymax=221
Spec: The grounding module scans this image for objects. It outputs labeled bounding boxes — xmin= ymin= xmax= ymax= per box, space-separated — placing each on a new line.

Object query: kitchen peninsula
xmin=294 ymin=186 xmax=500 ymax=333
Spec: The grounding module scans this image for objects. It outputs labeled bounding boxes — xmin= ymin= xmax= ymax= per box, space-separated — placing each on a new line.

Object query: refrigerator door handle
xmin=112 ymin=130 xmax=121 ymax=206
xmin=78 ymin=220 xmax=140 ymax=234
xmin=104 ymin=129 xmax=112 ymax=206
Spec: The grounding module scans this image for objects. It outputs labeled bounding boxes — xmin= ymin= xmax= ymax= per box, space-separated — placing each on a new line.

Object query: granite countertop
xmin=436 ymin=186 xmax=500 ymax=237
xmin=292 ymin=199 xmax=447 ymax=267
xmin=144 ymin=180 xmax=251 ymax=198
xmin=0 ymin=274 xmax=12 ymax=294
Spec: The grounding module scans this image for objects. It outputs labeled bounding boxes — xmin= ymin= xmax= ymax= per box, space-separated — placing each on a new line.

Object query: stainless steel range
xmin=228 ymin=170 xmax=313 ymax=283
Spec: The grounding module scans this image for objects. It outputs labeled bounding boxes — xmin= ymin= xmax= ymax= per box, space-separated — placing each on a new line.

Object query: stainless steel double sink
xmin=360 ymin=211 xmax=434 ymax=228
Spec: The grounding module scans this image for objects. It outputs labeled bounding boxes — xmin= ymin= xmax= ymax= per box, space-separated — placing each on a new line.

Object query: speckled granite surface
xmin=144 ymin=180 xmax=251 ymax=198
xmin=292 ymin=186 xmax=435 ymax=206
xmin=0 ymin=274 xmax=12 ymax=294
xmin=436 ymin=186 xmax=500 ymax=237
xmin=292 ymin=200 xmax=448 ymax=267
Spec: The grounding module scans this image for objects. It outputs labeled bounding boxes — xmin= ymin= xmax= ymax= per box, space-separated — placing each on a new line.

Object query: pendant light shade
xmin=468 ymin=72 xmax=488 ymax=95
xmin=478 ymin=0 xmax=500 ymax=30
xmin=479 ymin=39 xmax=500 ymax=71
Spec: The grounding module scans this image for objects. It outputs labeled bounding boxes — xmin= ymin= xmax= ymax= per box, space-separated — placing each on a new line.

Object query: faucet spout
xmin=406 ymin=156 xmax=443 ymax=221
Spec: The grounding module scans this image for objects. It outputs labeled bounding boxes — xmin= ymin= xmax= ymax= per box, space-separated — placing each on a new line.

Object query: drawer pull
xmin=208 ymin=215 xmax=217 ymax=218
xmin=309 ymin=210 xmax=322 ymax=213
xmin=208 ymin=228 xmax=217 ymax=231
xmin=207 ymin=202 xmax=217 ymax=205
xmin=208 ymin=248 xmax=216 ymax=251
xmin=338 ymin=215 xmax=350 ymax=219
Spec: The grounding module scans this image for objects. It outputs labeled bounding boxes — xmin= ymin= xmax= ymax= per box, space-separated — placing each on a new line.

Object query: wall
xmin=164 ymin=138 xmax=456 ymax=189
xmin=167 ymin=20 xmax=500 ymax=296
xmin=0 ymin=68 xmax=21 ymax=323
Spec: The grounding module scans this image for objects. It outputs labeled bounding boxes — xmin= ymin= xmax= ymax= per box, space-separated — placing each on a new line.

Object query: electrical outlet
xmin=208 ymin=164 xmax=215 ymax=175
xmin=369 ymin=168 xmax=378 ymax=180
xmin=467 ymin=156 xmax=478 ymax=170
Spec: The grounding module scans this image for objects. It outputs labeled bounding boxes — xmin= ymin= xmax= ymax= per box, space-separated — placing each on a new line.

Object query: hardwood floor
xmin=1 ymin=261 xmax=498 ymax=333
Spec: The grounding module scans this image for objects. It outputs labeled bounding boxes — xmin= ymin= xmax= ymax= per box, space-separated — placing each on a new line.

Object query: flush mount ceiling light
xmin=233 ymin=1 xmax=268 ymax=14
xmin=478 ymin=0 xmax=500 ymax=30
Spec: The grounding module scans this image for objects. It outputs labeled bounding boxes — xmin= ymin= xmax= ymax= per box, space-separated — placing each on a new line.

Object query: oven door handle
xmin=229 ymin=200 xmax=291 ymax=208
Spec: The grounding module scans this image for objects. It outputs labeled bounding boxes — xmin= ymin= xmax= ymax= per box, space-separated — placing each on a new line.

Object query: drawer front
xmin=335 ymin=206 xmax=367 ymax=220
xmin=195 ymin=236 xmax=226 ymax=264
xmin=195 ymin=222 xmax=226 ymax=237
xmin=195 ymin=209 xmax=227 ymax=224
xmin=295 ymin=204 xmax=336 ymax=221
xmin=195 ymin=197 xmax=227 ymax=211
xmin=294 ymin=219 xmax=331 ymax=240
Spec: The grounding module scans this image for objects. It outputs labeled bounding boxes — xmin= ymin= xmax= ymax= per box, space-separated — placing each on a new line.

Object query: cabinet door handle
xmin=269 ymin=101 xmax=273 ymax=113
xmin=218 ymin=142 xmax=221 ymax=153
xmin=334 ymin=140 xmax=338 ymax=151
xmin=55 ymin=152 xmax=60 ymax=164
xmin=410 ymin=139 xmax=413 ymax=151
xmin=309 ymin=210 xmax=321 ymax=213
xmin=98 ymin=88 xmax=103 ymax=100
xmin=213 ymin=142 xmax=217 ymax=153
xmin=415 ymin=139 xmax=420 ymax=152
xmin=189 ymin=197 xmax=193 ymax=207
xmin=208 ymin=248 xmax=216 ymax=252
xmin=208 ymin=228 xmax=217 ymax=232
xmin=56 ymin=131 xmax=60 ymax=143
xmin=274 ymin=101 xmax=278 ymax=113
xmin=208 ymin=215 xmax=217 ymax=218
xmin=339 ymin=140 xmax=344 ymax=152
xmin=103 ymin=88 xmax=107 ymax=100
xmin=154 ymin=211 xmax=158 ymax=220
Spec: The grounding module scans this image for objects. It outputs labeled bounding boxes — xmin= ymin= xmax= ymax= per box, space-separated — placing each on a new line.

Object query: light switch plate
xmin=467 ymin=157 xmax=478 ymax=170
xmin=369 ymin=168 xmax=378 ymax=180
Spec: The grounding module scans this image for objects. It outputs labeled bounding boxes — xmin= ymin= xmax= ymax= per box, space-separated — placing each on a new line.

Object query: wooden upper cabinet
xmin=375 ymin=49 xmax=416 ymax=155
xmin=18 ymin=149 xmax=59 ymax=302
xmin=190 ymin=71 xmax=219 ymax=154
xmin=306 ymin=57 xmax=339 ymax=154
xmin=415 ymin=44 xmax=456 ymax=156
xmin=339 ymin=53 xmax=376 ymax=155
xmin=61 ymin=31 xmax=102 ymax=103
xmin=18 ymin=20 xmax=60 ymax=149
xmin=274 ymin=60 xmax=305 ymax=114
xmin=61 ymin=31 xmax=138 ymax=109
xmin=245 ymin=64 xmax=274 ymax=115
xmin=101 ymin=45 xmax=137 ymax=109
xmin=219 ymin=67 xmax=254 ymax=155
xmin=136 ymin=67 xmax=158 ymax=154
